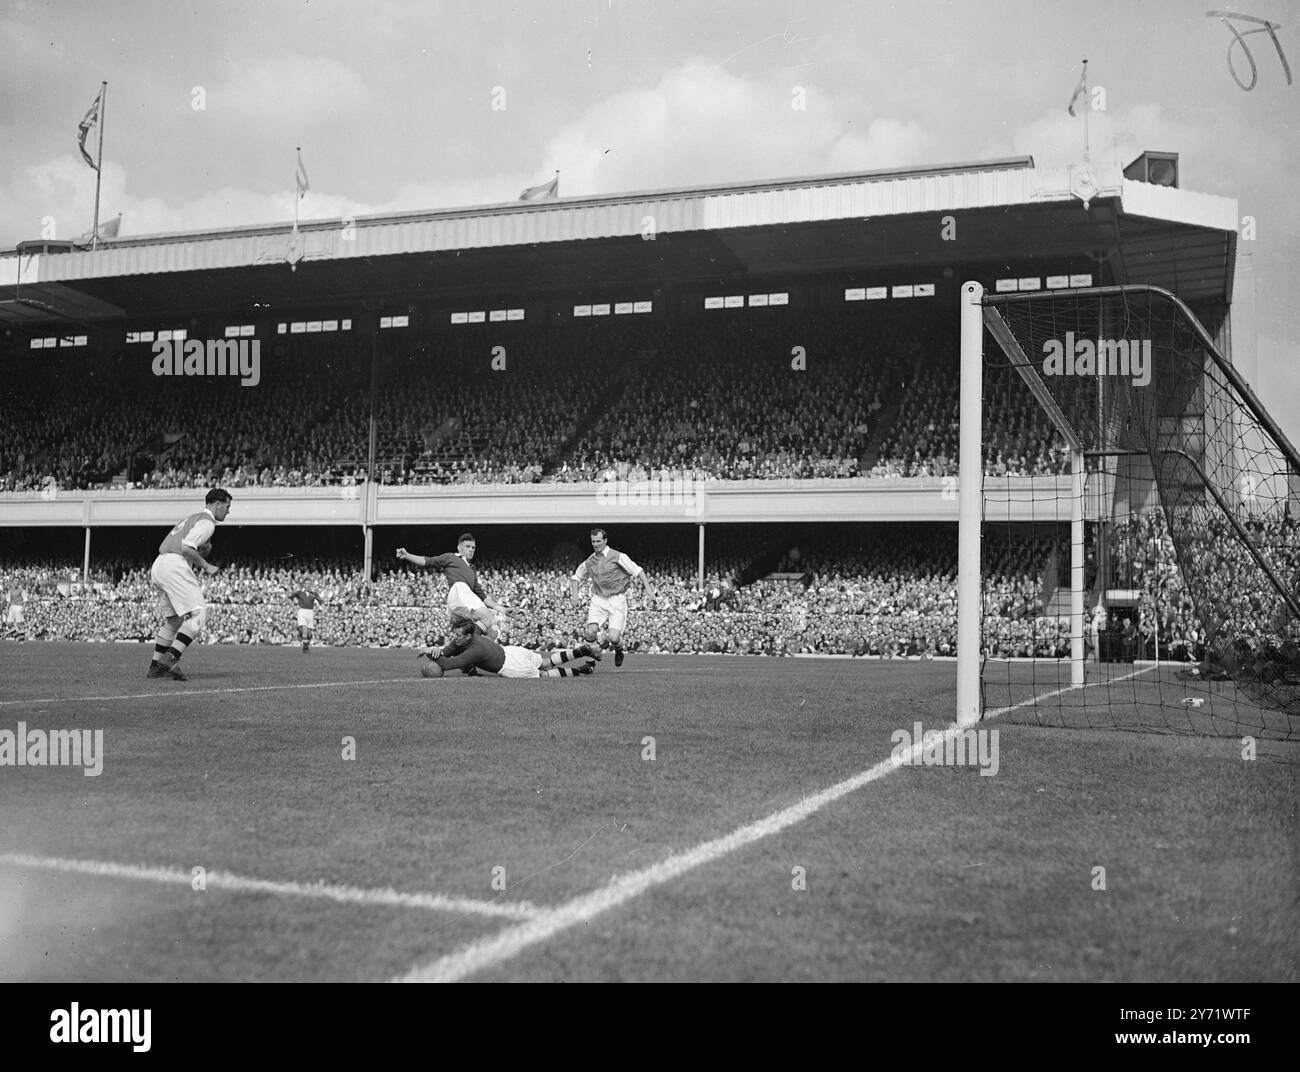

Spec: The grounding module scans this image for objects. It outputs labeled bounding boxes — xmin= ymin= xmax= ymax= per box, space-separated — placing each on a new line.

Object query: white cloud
xmin=210 ymin=52 xmax=369 ymax=128
xmin=2 ymin=60 xmax=936 ymax=243
xmin=539 ymin=60 xmax=932 ymax=195
xmin=1256 ymin=333 xmax=1300 ymax=451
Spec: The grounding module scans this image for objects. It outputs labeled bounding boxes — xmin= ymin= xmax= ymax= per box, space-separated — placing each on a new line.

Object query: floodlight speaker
xmin=1123 ymin=152 xmax=1179 ymax=188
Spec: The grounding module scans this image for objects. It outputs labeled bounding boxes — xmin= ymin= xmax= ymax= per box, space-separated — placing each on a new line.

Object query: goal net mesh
xmin=979 ymin=285 xmax=1300 ymax=740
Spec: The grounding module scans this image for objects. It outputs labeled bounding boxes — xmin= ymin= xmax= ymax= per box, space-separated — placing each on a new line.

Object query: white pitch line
xmin=0 ymin=852 xmax=542 ymax=921
xmin=0 ymin=670 xmax=678 ymax=706
xmin=0 ymin=678 xmax=410 ymax=707
xmin=392 ymin=736 xmax=950 ymax=982
xmin=395 ymin=663 xmax=1160 ymax=982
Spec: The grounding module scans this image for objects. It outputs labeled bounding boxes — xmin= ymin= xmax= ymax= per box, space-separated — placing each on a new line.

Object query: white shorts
xmin=297 ymin=609 xmax=315 ymax=628
xmin=587 ymin=592 xmax=628 ymax=633
xmin=499 ymin=645 xmax=544 ymax=679
xmin=150 ymin=553 xmax=206 ymax=618
xmin=447 ymin=582 xmax=494 ymax=631
xmin=5 ymin=605 xmax=23 ymax=625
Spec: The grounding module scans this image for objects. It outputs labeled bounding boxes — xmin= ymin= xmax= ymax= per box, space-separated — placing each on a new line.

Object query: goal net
xmin=958 ymin=282 xmax=1300 ymax=740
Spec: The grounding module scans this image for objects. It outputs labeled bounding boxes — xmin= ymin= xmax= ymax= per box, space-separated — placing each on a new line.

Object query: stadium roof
xmin=0 ymin=156 xmax=1238 ymax=329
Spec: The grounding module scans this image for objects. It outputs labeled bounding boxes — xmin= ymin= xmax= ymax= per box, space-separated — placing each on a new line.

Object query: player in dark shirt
xmin=417 ymin=621 xmax=601 ymax=679
xmin=396 ymin=532 xmax=502 ymax=637
xmin=288 ymin=586 xmax=323 ymax=652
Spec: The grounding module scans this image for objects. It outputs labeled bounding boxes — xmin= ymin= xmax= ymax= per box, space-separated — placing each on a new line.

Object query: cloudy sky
xmin=2 ymin=0 xmax=1298 ymax=435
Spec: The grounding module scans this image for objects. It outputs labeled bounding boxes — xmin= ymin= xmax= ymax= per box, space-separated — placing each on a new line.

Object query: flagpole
xmin=295 ymin=146 xmax=301 ymax=230
xmin=1081 ymin=59 xmax=1090 ymax=163
xmin=92 ymin=81 xmax=107 ymax=251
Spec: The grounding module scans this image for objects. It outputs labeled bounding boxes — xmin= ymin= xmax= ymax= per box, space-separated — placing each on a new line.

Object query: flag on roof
xmin=77 ymin=88 xmax=103 ymax=170
xmin=519 ymin=173 xmax=559 ymax=200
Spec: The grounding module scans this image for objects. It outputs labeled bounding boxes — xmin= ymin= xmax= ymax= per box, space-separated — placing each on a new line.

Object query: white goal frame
xmin=957 ymin=281 xmax=1086 ymax=726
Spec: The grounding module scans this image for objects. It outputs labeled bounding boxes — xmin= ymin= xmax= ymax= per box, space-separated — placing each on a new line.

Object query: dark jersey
xmin=426 ymin=553 xmax=486 ymax=600
xmin=435 ymin=633 xmax=506 ymax=675
xmin=289 ymin=590 xmax=322 ymax=609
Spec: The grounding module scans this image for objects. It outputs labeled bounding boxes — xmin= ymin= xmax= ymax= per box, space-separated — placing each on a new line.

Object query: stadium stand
xmin=0 ymin=310 xmax=1076 ymax=490
xmin=0 ymin=519 xmax=1219 ymax=660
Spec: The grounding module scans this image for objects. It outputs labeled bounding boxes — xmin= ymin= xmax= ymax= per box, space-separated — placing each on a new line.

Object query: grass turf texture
xmin=0 ymin=641 xmax=1295 ymax=982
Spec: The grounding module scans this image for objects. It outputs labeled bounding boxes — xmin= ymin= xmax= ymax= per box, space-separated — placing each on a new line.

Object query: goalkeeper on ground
xmin=417 ymin=621 xmax=602 ymax=679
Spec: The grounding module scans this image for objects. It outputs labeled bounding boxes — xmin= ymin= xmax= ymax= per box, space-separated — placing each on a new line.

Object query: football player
xmin=147 ymin=489 xmax=231 ymax=680
xmin=396 ymin=532 xmax=503 ymax=638
xmin=418 ymin=620 xmax=601 ymax=679
xmin=288 ymin=583 xmax=323 ymax=652
xmin=571 ymin=527 xmax=652 ymax=667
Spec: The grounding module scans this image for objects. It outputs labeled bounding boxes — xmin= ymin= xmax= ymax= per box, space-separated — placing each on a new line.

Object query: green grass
xmin=0 ymin=641 xmax=1294 ymax=982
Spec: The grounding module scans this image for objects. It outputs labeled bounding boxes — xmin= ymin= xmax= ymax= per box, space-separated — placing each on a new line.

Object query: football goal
xmin=957 ymin=281 xmax=1300 ymax=739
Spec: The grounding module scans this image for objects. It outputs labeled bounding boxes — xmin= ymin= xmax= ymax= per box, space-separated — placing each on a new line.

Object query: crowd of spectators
xmin=868 ymin=368 xmax=1070 ymax=478
xmin=2 ymin=311 xmax=1086 ymax=492
xmin=1106 ymin=506 xmax=1300 ymax=663
xmin=0 ymin=525 xmax=1186 ymax=660
xmin=8 ymin=503 xmax=1295 ymax=665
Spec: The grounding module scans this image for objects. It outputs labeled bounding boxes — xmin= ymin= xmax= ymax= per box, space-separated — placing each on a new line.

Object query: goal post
xmin=958 ymin=280 xmax=1300 ymax=739
xmin=956 ymin=281 xmax=984 ymax=726
xmin=960 ymin=281 xmax=1085 ymax=725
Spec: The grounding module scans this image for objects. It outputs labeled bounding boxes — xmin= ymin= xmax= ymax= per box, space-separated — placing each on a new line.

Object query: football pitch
xmin=0 ymin=642 xmax=1295 ymax=983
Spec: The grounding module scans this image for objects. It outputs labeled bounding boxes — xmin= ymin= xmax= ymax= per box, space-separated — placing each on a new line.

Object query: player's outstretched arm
xmin=395 ymin=547 xmax=427 ymax=567
xmin=435 ymin=649 xmax=487 ymax=673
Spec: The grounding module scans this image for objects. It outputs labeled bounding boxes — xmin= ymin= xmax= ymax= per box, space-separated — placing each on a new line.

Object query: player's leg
xmin=448 ymin=583 xmax=498 ymax=640
xmin=585 ymin=595 xmax=610 ymax=646
xmin=606 ymin=594 xmax=629 ymax=666
xmin=150 ymin=555 xmax=205 ymax=678
xmin=147 ymin=568 xmax=186 ymax=678
xmin=539 ymin=642 xmax=601 ymax=676
xmin=148 ymin=613 xmax=184 ymax=677
xmin=163 ymin=606 xmax=207 ymax=677
xmin=537 ymin=647 xmax=595 ymax=677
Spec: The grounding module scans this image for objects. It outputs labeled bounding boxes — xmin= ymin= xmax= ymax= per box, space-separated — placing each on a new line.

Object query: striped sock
xmin=168 ymin=631 xmax=196 ymax=663
xmin=153 ymin=625 xmax=178 ymax=663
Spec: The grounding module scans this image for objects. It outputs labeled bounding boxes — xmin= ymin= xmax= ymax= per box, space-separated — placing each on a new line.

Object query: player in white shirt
xmin=570 ymin=527 xmax=653 ymax=667
xmin=147 ymin=489 xmax=231 ymax=680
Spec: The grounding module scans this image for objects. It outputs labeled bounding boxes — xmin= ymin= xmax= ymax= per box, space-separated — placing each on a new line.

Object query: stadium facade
xmin=0 ymin=154 xmax=1245 ymax=582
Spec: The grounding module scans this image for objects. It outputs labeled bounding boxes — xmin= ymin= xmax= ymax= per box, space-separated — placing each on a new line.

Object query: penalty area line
xmin=394 ymin=662 xmax=1163 ymax=982
xmin=0 ymin=852 xmax=543 ymax=921
xmin=393 ymin=722 xmax=961 ymax=983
